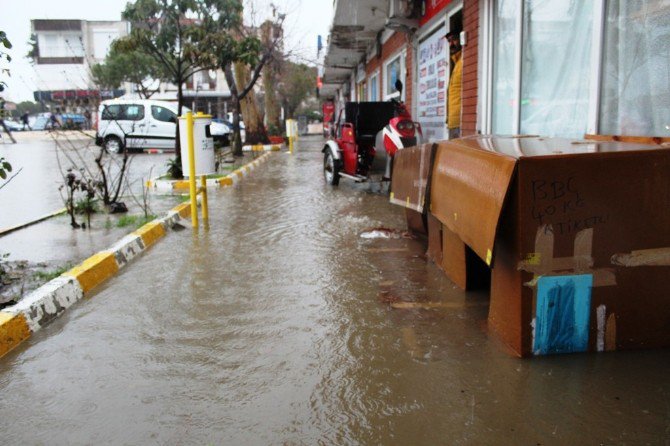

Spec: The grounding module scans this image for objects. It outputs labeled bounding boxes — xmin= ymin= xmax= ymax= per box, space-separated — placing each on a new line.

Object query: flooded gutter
xmin=0 ymin=152 xmax=273 ymax=358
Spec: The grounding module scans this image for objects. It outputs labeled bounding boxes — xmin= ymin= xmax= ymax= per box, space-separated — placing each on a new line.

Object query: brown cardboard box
xmin=389 ymin=143 xmax=436 ymax=237
xmin=396 ymin=135 xmax=670 ymax=357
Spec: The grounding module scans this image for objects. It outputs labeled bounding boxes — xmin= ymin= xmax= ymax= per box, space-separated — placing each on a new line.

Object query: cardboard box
xmin=389 ymin=143 xmax=436 ymax=238
xmin=394 ymin=135 xmax=670 ymax=356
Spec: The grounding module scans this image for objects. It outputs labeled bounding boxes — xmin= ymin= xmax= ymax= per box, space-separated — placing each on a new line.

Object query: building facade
xmin=31 ymin=19 xmax=129 ymax=111
xmin=322 ymin=0 xmax=670 ymax=141
xmin=30 ymin=18 xmax=234 ymax=118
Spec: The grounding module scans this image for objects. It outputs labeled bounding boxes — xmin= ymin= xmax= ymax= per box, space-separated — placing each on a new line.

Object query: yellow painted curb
xmin=218 ymin=177 xmax=233 ymax=186
xmin=173 ymin=203 xmax=191 ymax=218
xmin=64 ymin=251 xmax=119 ymax=294
xmin=173 ymin=180 xmax=190 ymax=190
xmin=0 ymin=312 xmax=31 ymax=357
xmin=235 ymin=171 xmax=243 ymax=178
xmin=133 ymin=220 xmax=166 ymax=249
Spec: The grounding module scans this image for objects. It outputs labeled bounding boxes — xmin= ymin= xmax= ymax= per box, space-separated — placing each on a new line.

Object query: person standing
xmin=21 ymin=112 xmax=31 ymax=130
xmin=49 ymin=111 xmax=61 ymax=129
xmin=446 ymin=32 xmax=462 ymax=139
xmin=83 ymin=109 xmax=92 ymax=130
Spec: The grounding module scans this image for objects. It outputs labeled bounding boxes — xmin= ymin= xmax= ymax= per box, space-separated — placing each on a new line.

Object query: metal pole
xmin=200 ymin=175 xmax=209 ymax=227
xmin=186 ymin=111 xmax=198 ymax=228
xmin=287 ymin=119 xmax=294 ymax=154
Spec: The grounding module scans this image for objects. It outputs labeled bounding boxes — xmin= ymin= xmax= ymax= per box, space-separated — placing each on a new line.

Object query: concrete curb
xmin=0 ymin=153 xmax=273 ymax=358
xmin=147 ymin=152 xmax=272 ymax=192
xmin=0 ymin=208 xmax=67 ymax=237
xmin=242 ymin=144 xmax=282 ymax=152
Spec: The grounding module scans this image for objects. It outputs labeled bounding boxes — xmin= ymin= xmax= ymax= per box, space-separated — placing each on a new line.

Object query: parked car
xmin=32 ymin=113 xmax=50 ymax=131
xmin=1 ymin=119 xmax=25 ymax=132
xmin=210 ymin=118 xmax=246 ymax=147
xmin=95 ymin=99 xmax=185 ymax=153
xmin=95 ymin=99 xmax=237 ymax=153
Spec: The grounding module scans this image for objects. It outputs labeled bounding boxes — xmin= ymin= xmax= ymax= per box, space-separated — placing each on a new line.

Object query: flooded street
xmin=0 ymin=135 xmax=668 ymax=444
xmin=0 ymin=132 xmax=171 ymax=229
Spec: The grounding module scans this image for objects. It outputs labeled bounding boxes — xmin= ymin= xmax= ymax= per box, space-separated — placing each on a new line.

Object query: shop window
xmin=368 ymin=72 xmax=379 ymax=101
xmin=520 ymin=0 xmax=593 ymax=138
xmin=384 ymin=54 xmax=405 ymax=100
xmin=489 ymin=0 xmax=669 ymax=138
xmin=491 ymin=0 xmax=518 ymax=135
xmin=357 ymin=82 xmax=366 ymax=102
xmin=599 ymin=1 xmax=670 ymax=136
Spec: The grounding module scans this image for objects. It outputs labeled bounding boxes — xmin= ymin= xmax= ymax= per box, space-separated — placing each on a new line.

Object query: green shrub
xmin=74 ymin=197 xmax=99 ymax=215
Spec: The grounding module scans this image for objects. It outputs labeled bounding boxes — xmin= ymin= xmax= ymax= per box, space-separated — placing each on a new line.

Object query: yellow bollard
xmin=286 ymin=119 xmax=295 ymax=155
xmin=186 ymin=111 xmax=199 ymax=229
xmin=200 ymin=175 xmax=208 ymax=226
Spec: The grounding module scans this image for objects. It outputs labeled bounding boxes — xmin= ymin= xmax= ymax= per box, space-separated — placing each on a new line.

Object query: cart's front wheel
xmin=324 ymin=151 xmax=340 ymax=186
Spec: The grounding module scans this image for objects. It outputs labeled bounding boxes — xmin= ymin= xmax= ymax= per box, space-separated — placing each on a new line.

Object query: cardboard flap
xmin=390 ymin=143 xmax=436 ymax=213
xmin=430 ymin=141 xmax=517 ymax=265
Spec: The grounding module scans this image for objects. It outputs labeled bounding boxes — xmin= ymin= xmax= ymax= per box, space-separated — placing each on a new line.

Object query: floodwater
xmin=0 ymin=131 xmax=171 ymax=229
xmin=0 ymin=135 xmax=668 ymax=444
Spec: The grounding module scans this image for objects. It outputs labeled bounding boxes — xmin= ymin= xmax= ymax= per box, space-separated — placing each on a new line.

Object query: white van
xmin=95 ymin=99 xmax=183 ymax=153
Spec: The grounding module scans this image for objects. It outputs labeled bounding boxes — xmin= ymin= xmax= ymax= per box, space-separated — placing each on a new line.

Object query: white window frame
xmin=368 ymin=70 xmax=380 ymax=101
xmin=480 ymin=0 xmax=494 ymax=134
xmin=586 ymin=0 xmax=606 ymax=135
xmin=383 ymin=50 xmax=406 ymax=101
xmin=483 ymin=0 xmax=607 ymax=136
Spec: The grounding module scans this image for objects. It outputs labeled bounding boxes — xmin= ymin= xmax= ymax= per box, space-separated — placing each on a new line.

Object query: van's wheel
xmin=104 ymin=135 xmax=123 ymax=154
xmin=324 ymin=151 xmax=340 ymax=185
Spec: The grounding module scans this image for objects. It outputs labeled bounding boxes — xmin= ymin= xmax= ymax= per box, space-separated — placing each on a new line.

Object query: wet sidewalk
xmin=0 ymin=135 xmax=668 ymax=444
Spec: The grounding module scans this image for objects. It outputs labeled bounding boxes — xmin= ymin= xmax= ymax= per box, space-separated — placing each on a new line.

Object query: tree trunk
xmin=234 ymin=62 xmax=270 ymax=145
xmin=263 ymin=67 xmax=280 ymax=134
xmin=174 ymin=79 xmax=184 ymax=177
xmin=261 ymin=22 xmax=281 ymax=135
xmin=224 ymin=63 xmax=244 ymax=157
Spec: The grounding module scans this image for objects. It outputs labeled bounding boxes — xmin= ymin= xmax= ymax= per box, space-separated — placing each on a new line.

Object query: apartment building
xmin=31 ymin=19 xmax=129 ymax=110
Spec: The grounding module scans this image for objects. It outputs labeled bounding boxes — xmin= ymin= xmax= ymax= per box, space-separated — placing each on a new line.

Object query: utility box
xmin=392 ymin=135 xmax=670 ymax=357
xmin=178 ymin=112 xmax=215 ymax=177
xmin=285 ymin=119 xmax=298 ymax=138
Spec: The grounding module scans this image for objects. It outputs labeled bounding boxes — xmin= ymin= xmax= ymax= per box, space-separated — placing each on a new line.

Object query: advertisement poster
xmin=417 ymin=25 xmax=447 ymax=142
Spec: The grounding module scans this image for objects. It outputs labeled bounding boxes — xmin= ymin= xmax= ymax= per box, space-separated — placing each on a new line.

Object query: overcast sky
xmin=0 ymin=0 xmax=333 ymax=102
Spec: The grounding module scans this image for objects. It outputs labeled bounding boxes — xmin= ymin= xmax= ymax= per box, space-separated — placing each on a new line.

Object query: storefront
xmin=480 ymin=0 xmax=670 ymax=138
xmin=414 ymin=1 xmax=462 ymax=141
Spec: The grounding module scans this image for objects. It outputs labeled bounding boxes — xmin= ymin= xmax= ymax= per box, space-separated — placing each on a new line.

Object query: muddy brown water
xmin=0 ymin=136 xmax=668 ymax=444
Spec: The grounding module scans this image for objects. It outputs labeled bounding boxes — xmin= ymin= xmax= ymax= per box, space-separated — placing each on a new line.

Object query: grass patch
xmin=204 ymin=173 xmax=230 ymax=179
xmin=33 ymin=264 xmax=72 ymax=282
xmin=74 ymin=198 xmax=100 ymax=215
xmin=116 ymin=214 xmax=158 ymax=229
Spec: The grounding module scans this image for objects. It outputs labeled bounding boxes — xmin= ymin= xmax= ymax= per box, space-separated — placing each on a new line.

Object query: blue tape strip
xmin=534 ymin=274 xmax=593 ymax=355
